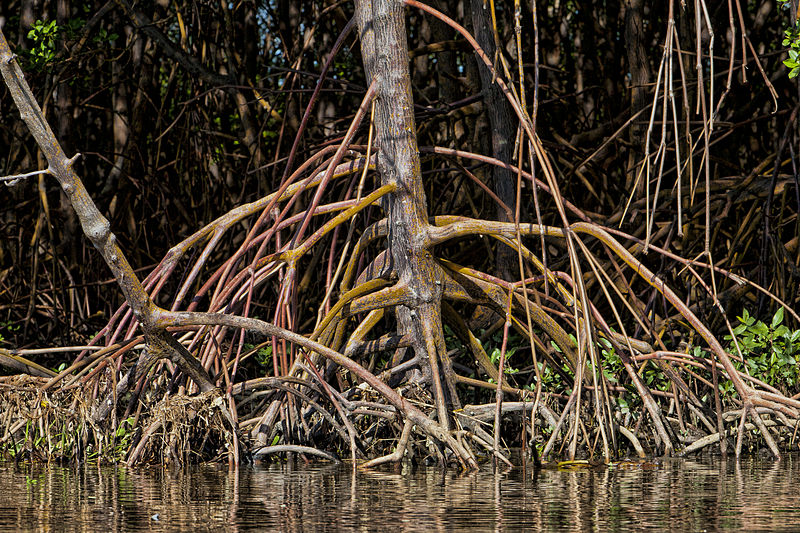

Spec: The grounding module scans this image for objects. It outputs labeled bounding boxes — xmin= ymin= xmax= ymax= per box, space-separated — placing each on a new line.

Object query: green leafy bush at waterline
xmin=726 ymin=307 xmax=800 ymax=394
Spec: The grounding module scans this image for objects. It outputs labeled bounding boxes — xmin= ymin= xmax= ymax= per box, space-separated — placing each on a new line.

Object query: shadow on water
xmin=1 ymin=455 xmax=800 ymax=532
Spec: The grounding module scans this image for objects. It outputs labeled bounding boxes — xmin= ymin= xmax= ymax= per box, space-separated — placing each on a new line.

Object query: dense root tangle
xmin=1 ymin=0 xmax=799 ymax=467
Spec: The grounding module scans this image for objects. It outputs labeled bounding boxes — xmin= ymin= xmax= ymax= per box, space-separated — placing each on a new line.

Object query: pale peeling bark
xmin=355 ymin=0 xmax=458 ymax=427
xmin=0 ymin=30 xmax=215 ymax=400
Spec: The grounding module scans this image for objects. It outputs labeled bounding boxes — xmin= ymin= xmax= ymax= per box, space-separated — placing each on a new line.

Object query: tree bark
xmin=624 ymin=0 xmax=651 ymax=193
xmin=469 ymin=0 xmax=516 ymax=280
xmin=355 ymin=0 xmax=457 ymax=427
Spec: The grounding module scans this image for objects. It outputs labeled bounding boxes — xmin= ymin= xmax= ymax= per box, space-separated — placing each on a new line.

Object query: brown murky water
xmin=2 ymin=455 xmax=800 ymax=532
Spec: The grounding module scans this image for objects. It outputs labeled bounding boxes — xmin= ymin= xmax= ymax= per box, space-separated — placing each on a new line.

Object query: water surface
xmin=2 ymin=455 xmax=799 ymax=531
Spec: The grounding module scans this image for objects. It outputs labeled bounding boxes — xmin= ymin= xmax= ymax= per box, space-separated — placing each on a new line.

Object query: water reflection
xmin=1 ymin=456 xmax=799 ymax=532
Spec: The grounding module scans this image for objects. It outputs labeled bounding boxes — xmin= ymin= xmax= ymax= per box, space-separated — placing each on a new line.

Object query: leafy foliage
xmin=726 ymin=308 xmax=800 ymax=393
xmin=779 ymin=0 xmax=800 ymax=77
xmin=22 ymin=19 xmax=59 ymax=70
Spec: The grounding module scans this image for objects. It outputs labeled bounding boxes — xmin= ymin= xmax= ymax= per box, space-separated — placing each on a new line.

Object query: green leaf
xmin=739 ymin=309 xmax=751 ymax=325
xmin=753 ymin=322 xmax=770 ymax=337
xmin=772 ymin=307 xmax=785 ymax=329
